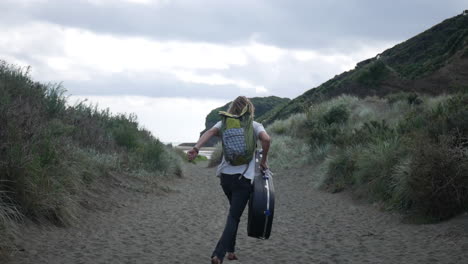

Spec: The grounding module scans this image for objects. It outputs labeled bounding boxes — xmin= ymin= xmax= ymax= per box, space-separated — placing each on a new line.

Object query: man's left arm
xmin=258 ymin=131 xmax=271 ymax=169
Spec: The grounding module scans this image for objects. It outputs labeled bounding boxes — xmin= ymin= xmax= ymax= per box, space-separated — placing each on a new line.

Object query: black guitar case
xmin=247 ymin=150 xmax=275 ymax=239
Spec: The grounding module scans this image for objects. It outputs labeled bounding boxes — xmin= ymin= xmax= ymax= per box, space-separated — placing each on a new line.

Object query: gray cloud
xmin=1 ymin=0 xmax=466 ymax=51
xmin=208 ymin=57 xmax=330 ymax=99
xmin=63 ymin=75 xmax=244 ymax=100
xmin=59 ymin=49 xmax=356 ymax=99
xmin=1 ymin=0 xmax=466 ymax=101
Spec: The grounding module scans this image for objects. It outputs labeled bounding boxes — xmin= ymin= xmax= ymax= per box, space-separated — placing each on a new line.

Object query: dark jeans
xmin=212 ymin=173 xmax=252 ymax=260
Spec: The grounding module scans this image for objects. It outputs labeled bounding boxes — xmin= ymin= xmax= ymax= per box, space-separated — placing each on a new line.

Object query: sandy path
xmin=7 ymin=163 xmax=468 ymax=264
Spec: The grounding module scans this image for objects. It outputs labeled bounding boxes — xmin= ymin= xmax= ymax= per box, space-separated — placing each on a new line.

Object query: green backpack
xmin=219 ymin=106 xmax=256 ymax=166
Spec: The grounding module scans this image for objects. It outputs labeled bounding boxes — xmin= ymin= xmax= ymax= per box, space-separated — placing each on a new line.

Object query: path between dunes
xmin=8 ymin=163 xmax=468 ymax=264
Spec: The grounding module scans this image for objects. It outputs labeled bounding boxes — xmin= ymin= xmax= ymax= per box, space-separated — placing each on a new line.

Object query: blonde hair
xmin=228 ymin=96 xmax=255 ymax=117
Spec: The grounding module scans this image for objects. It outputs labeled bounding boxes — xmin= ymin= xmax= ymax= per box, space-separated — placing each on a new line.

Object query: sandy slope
xmin=7 ymin=163 xmax=468 ymax=264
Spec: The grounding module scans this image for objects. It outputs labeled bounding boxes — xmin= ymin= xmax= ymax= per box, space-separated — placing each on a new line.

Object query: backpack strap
xmin=238 ymin=119 xmax=257 ymax=180
xmin=218 ymin=105 xmax=250 ymax=118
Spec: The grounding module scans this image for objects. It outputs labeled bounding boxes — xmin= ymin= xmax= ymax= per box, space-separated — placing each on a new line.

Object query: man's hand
xmin=260 ymin=160 xmax=269 ymax=171
xmin=187 ymin=148 xmax=198 ymax=161
xmin=187 ymin=127 xmax=218 ymax=162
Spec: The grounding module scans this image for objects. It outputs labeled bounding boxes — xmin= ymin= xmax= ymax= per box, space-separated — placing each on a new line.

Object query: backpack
xmin=219 ymin=106 xmax=256 ymax=166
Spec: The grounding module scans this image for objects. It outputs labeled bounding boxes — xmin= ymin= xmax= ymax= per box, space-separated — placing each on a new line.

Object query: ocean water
xmin=163 ymin=142 xmax=214 ymax=159
xmin=164 ymin=142 xmax=185 ymax=147
xmin=197 ymin=150 xmax=214 ymax=160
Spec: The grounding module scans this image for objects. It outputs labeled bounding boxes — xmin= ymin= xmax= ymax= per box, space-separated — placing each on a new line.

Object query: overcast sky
xmin=1 ymin=0 xmax=466 ymax=142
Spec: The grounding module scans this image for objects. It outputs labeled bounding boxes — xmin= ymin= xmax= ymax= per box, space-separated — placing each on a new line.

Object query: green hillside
xmin=200 ymin=96 xmax=290 ymax=146
xmin=255 ymin=11 xmax=468 ymax=222
xmin=262 ymin=12 xmax=468 ymax=124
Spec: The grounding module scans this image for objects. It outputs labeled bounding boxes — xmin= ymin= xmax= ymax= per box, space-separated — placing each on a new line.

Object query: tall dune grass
xmin=266 ymin=93 xmax=468 ymax=221
xmin=268 ymin=135 xmax=311 ymax=170
xmin=267 ymin=113 xmax=313 ymax=169
xmin=0 ymin=61 xmax=183 ymax=252
xmin=208 ymin=142 xmax=223 ymax=167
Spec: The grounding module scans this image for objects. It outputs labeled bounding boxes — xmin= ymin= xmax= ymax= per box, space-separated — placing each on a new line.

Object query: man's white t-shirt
xmin=213 ymin=120 xmax=266 ymax=180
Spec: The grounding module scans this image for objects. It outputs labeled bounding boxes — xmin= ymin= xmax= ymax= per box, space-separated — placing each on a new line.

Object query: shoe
xmin=211 ymin=256 xmax=223 ymax=264
xmin=227 ymin=252 xmax=238 ymax=261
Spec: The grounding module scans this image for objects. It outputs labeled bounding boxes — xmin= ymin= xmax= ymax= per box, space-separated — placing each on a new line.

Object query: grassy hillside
xmin=0 ymin=61 xmax=183 ymax=252
xmin=262 ymin=12 xmax=468 ymax=124
xmin=267 ymin=92 xmax=468 ymax=222
xmin=199 ymin=96 xmax=290 ymax=146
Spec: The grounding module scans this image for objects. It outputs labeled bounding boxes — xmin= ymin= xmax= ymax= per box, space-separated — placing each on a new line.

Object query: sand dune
xmin=7 ymin=163 xmax=468 ymax=264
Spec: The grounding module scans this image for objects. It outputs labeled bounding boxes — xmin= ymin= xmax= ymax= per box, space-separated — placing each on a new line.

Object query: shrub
xmin=386 ymin=92 xmax=423 ymax=105
xmin=44 ymin=84 xmax=67 ymax=118
xmin=355 ymin=61 xmax=389 ymax=86
xmin=407 ymin=93 xmax=423 ymax=105
xmin=268 ymin=135 xmax=311 ymax=170
xmin=404 ymin=136 xmax=468 ymax=220
xmin=320 ymin=146 xmax=358 ymax=192
xmin=267 ymin=113 xmax=307 ymax=137
xmin=398 ymin=94 xmax=468 ymax=141
xmin=134 ymin=139 xmax=166 ymax=171
xmin=322 ymin=104 xmax=349 ymax=125
xmin=208 ymin=142 xmax=223 ymax=167
xmin=161 ymin=146 xmax=184 ymax=178
xmin=350 ymin=120 xmax=397 ymax=145
xmin=389 ymin=157 xmax=413 ymax=211
xmin=267 ymin=120 xmax=289 ymax=135
xmin=444 ymin=94 xmax=468 ymax=137
xmin=64 ymin=102 xmax=114 ymax=151
xmin=307 ymin=104 xmax=350 ymax=147
xmin=110 ymin=114 xmax=140 ymax=150
xmin=112 ymin=123 xmax=139 ymax=150
xmin=386 ymin=92 xmax=411 ymax=104
xmin=353 ymin=137 xmax=407 ymax=201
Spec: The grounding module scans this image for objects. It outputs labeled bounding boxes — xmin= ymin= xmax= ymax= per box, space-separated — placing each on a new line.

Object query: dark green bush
xmin=407 ymin=93 xmax=423 ymax=105
xmin=355 ymin=61 xmax=389 ymax=86
xmin=405 ymin=137 xmax=468 ymax=220
xmin=309 ymin=122 xmax=333 ymax=146
xmin=44 ymin=85 xmax=67 ymax=118
xmin=444 ymin=94 xmax=468 ymax=137
xmin=65 ymin=102 xmax=114 ymax=151
xmin=386 ymin=92 xmax=422 ymax=105
xmin=112 ymin=121 xmax=139 ymax=150
xmin=353 ymin=138 xmax=407 ymax=202
xmin=398 ymin=94 xmax=468 ymax=141
xmin=386 ymin=92 xmax=410 ymax=104
xmin=136 ymin=140 xmax=166 ymax=171
xmin=322 ymin=104 xmax=349 ymax=125
xmin=351 ymin=120 xmax=396 ymax=145
xmin=323 ymin=147 xmax=358 ymax=193
xmin=308 ymin=104 xmax=350 ymax=147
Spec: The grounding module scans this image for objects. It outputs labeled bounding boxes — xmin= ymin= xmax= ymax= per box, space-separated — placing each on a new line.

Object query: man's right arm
xmin=187 ymin=127 xmax=219 ymax=161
